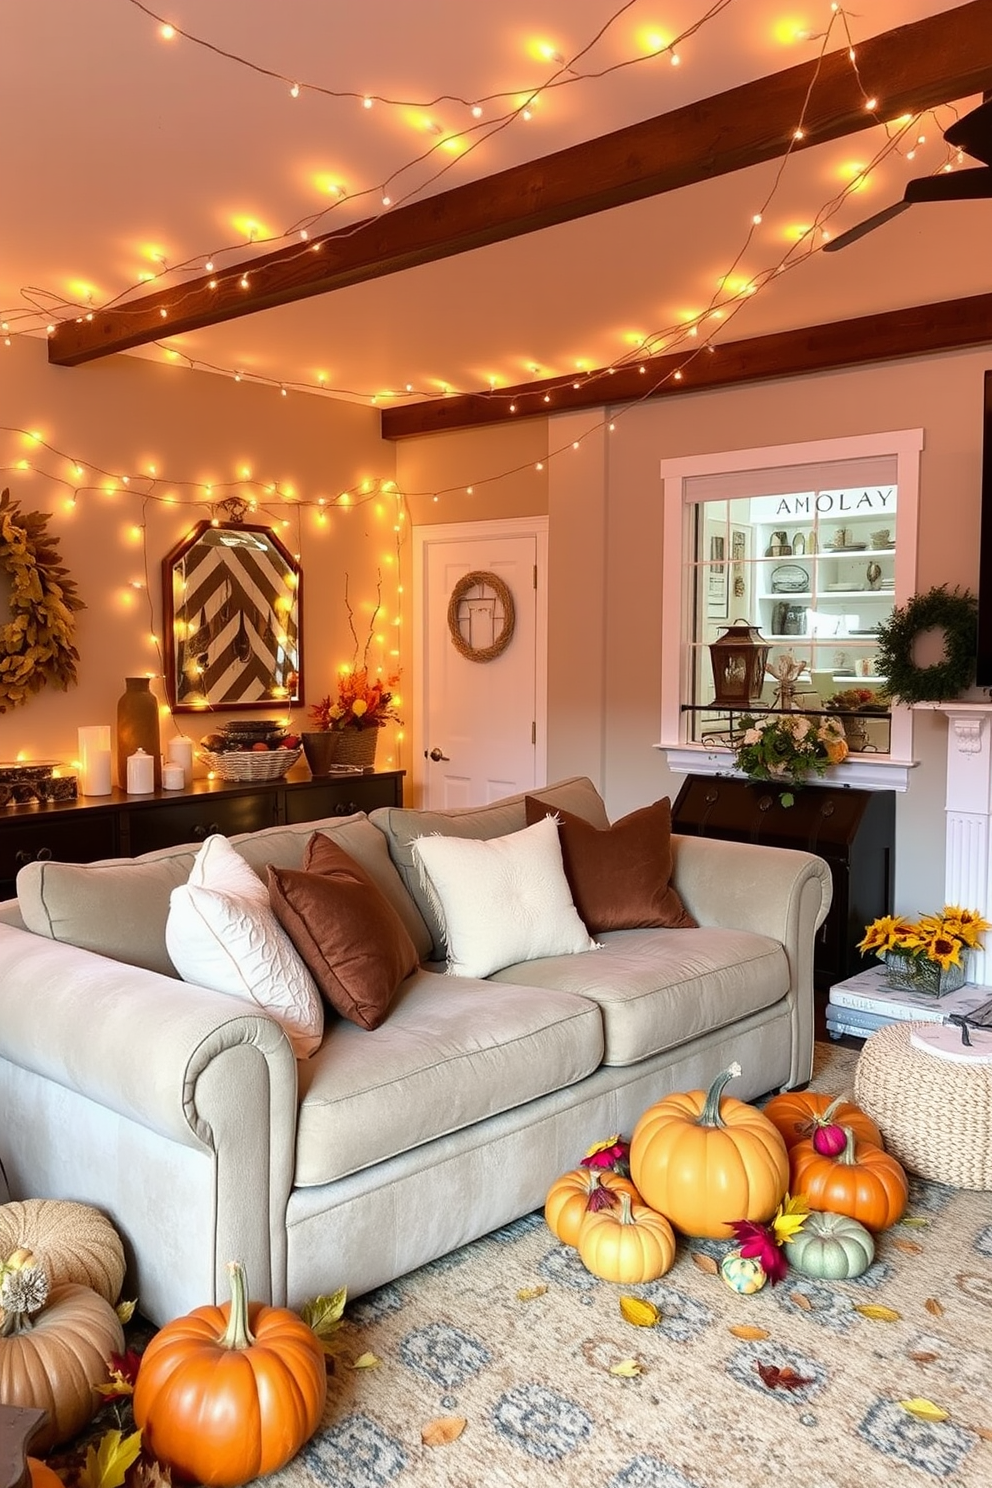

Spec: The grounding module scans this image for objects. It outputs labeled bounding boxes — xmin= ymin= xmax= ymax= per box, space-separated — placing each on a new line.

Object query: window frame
xmin=658 ymin=428 xmax=924 ymax=791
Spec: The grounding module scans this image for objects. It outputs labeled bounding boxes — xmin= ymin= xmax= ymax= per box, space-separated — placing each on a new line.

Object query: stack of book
xmin=826 ymin=964 xmax=992 ymax=1041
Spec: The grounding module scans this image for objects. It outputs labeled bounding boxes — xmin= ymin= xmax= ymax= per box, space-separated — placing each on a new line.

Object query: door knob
xmin=428 ymin=747 xmax=450 ymax=762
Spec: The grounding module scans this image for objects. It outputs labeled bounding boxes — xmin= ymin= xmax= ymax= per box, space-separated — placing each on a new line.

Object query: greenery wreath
xmin=873 ymin=584 xmax=977 ymax=705
xmin=0 ymin=487 xmax=85 ymax=713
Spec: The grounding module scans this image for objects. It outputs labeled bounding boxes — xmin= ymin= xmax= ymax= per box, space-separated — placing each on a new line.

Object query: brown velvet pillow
xmin=524 ymin=795 xmax=696 ymax=934
xmin=267 ymin=833 xmax=419 ymax=1030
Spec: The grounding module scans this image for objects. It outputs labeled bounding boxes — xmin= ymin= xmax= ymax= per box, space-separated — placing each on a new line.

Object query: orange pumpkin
xmin=544 ymin=1167 xmax=641 ymax=1247
xmin=630 ymin=1063 xmax=789 ymax=1239
xmin=762 ymin=1091 xmax=883 ymax=1152
xmin=790 ymin=1128 xmax=908 ymax=1231
xmin=577 ymin=1192 xmax=676 ymax=1283
xmin=133 ymin=1261 xmax=326 ymax=1486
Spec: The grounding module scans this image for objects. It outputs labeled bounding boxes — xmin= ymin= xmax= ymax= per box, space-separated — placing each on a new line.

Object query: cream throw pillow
xmin=165 ymin=835 xmax=323 ymax=1058
xmin=410 ymin=814 xmax=597 ymax=978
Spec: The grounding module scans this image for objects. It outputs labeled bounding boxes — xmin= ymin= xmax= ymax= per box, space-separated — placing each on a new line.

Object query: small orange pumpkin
xmin=790 ymin=1128 xmax=908 ymax=1231
xmin=630 ymin=1063 xmax=789 ymax=1239
xmin=544 ymin=1168 xmax=641 ymax=1247
xmin=133 ymin=1261 xmax=327 ymax=1486
xmin=762 ymin=1091 xmax=883 ymax=1152
xmin=577 ymin=1192 xmax=676 ymax=1283
xmin=28 ymin=1460 xmax=65 ymax=1488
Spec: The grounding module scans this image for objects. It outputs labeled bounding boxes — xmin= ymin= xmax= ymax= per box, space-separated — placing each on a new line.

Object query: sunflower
xmin=857 ymin=915 xmax=911 ymax=954
xmin=923 ymin=933 xmax=964 ymax=972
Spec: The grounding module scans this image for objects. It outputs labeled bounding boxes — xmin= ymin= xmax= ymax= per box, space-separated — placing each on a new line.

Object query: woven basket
xmin=200 ymin=747 xmax=302 ymax=782
xmin=854 ymin=1020 xmax=992 ymax=1190
xmin=329 ymin=728 xmax=379 ymax=769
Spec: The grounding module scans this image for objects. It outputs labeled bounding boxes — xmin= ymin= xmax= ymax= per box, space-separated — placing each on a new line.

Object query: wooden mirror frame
xmin=162 ymin=521 xmax=303 ymax=712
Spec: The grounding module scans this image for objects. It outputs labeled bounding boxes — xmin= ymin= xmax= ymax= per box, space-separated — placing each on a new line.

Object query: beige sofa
xmin=0 ymin=776 xmax=831 ymax=1325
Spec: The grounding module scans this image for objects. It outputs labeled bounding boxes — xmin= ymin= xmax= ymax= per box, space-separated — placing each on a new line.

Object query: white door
xmin=414 ymin=519 xmax=548 ymax=809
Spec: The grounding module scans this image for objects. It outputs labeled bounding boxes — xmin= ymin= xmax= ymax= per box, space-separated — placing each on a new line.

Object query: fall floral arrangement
xmin=309 ymin=668 xmax=401 ymax=732
xmin=858 ymin=905 xmax=989 ymax=974
xmin=309 ymin=571 xmax=402 ymax=733
xmin=731 ymin=712 xmax=849 ymax=807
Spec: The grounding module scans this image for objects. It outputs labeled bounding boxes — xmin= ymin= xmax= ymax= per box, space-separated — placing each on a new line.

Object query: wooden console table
xmin=671 ymin=774 xmax=895 ymax=991
xmin=0 ymin=767 xmax=404 ymax=901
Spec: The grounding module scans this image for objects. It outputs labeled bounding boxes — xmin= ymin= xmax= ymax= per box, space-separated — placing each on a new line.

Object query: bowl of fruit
xmin=198 ymin=721 xmax=302 ymax=781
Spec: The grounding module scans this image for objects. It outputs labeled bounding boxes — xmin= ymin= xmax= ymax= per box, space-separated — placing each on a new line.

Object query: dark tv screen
xmin=976 ymin=370 xmax=992 ymax=688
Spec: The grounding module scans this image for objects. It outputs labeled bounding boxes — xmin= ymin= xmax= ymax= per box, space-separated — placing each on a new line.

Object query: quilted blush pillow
xmin=524 ymin=795 xmax=697 ymax=934
xmin=267 ymin=832 xmax=420 ymax=1031
xmin=410 ymin=813 xmax=597 ymax=979
xmin=165 ymin=834 xmax=324 ymax=1059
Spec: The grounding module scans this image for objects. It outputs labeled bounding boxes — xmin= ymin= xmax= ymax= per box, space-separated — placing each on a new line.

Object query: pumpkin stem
xmin=616 ymin=1192 xmax=636 ymax=1226
xmin=218 ymin=1260 xmax=257 ymax=1350
xmin=837 ymin=1127 xmax=858 ymax=1165
xmin=698 ymin=1062 xmax=742 ymax=1128
xmin=819 ymin=1096 xmax=845 ymax=1126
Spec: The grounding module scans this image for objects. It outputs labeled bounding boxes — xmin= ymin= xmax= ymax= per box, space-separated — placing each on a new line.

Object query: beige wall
xmin=0 ymin=339 xmax=407 ymax=777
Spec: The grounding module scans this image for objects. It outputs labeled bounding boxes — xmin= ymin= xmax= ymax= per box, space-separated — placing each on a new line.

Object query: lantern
xmin=708 ymin=621 xmax=770 ymax=707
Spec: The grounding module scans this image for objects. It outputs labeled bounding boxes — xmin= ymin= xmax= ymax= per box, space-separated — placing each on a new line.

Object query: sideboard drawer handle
xmin=333 ymin=801 xmax=360 ymax=816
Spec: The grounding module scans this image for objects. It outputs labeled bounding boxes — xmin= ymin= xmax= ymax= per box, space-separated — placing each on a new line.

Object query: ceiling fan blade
xmin=944 ymin=98 xmax=992 ymax=168
xmin=821 ymin=200 xmax=912 ymax=253
xmin=905 ymin=165 xmax=992 ymax=202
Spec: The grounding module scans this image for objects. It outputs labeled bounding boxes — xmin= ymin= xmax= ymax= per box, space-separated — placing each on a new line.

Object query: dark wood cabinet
xmin=671 ymin=774 xmax=895 ymax=991
xmin=0 ymin=768 xmax=404 ymax=899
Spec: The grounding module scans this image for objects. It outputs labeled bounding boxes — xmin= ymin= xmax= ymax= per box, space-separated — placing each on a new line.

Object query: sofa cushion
xmin=267 ymin=835 xmax=420 ymax=1030
xmin=17 ymin=847 xmax=197 ymax=976
xmin=411 ymin=814 xmax=597 ymax=978
xmin=524 ymin=795 xmax=696 ymax=934
xmin=369 ymin=775 xmax=610 ymax=958
xmin=16 ymin=810 xmax=426 ymax=977
xmin=489 ymin=926 xmax=790 ymax=1066
xmin=294 ymin=970 xmax=605 ymax=1187
xmin=165 ymin=836 xmax=324 ymax=1059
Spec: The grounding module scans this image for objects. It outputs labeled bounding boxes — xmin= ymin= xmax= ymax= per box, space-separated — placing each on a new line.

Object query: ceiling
xmin=5 ymin=0 xmax=992 ymax=416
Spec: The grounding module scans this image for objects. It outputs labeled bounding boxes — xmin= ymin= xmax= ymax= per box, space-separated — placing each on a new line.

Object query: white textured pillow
xmin=410 ymin=814 xmax=597 ymax=978
xmin=166 ymin=836 xmax=323 ymax=1059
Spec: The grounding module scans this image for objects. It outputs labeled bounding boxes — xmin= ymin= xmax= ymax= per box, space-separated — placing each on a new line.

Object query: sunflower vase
xmin=882 ymin=948 xmax=968 ymax=998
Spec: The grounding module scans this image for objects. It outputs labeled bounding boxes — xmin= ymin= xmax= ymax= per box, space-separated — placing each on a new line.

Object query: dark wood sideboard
xmin=0 ymin=768 xmax=404 ymax=901
xmin=671 ymin=774 xmax=895 ymax=992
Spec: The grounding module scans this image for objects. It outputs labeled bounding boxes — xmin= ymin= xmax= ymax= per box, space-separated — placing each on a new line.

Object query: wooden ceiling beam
xmin=380 ymin=293 xmax=992 ymax=438
xmin=49 ymin=1 xmax=992 ymax=368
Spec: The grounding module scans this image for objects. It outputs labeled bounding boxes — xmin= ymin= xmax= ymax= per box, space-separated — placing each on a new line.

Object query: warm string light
xmin=1 ymin=7 xmax=970 ymax=510
xmin=6 ymin=0 xmax=738 ymax=342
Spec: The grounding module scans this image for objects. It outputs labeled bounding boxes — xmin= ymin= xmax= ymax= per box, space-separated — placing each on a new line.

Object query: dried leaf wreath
xmin=0 ymin=487 xmax=85 ymax=713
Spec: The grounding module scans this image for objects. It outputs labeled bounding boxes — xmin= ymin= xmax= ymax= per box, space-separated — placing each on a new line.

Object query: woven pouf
xmin=854 ymin=1021 xmax=992 ymax=1189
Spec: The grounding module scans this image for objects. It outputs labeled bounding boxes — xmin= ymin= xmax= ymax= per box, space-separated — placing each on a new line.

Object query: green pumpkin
xmin=787 ymin=1209 xmax=875 ymax=1280
xmin=719 ymin=1249 xmax=766 ymax=1294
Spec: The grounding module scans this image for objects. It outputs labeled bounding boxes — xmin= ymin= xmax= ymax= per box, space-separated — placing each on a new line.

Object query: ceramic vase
xmin=116 ymin=677 xmax=161 ymax=789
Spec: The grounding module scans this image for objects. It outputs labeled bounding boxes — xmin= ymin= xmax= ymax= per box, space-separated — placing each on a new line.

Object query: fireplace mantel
xmin=916 ymin=702 xmax=992 ymax=986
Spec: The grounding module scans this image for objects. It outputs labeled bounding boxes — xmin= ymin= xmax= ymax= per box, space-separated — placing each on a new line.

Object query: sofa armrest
xmin=671 ymin=834 xmax=832 ymax=942
xmin=671 ymin=834 xmax=832 ymax=1089
xmin=0 ymin=922 xmax=298 ymax=1309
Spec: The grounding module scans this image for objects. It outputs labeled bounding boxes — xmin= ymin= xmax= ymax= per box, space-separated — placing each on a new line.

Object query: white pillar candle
xmin=126 ymin=748 xmax=155 ymax=794
xmin=78 ymin=726 xmax=113 ymax=796
xmin=167 ymin=736 xmax=194 ymax=784
xmin=162 ymin=761 xmax=185 ymax=790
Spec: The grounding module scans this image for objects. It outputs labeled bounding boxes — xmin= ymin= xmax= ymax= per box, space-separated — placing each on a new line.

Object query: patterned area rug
xmin=266 ymin=1041 xmax=992 ymax=1488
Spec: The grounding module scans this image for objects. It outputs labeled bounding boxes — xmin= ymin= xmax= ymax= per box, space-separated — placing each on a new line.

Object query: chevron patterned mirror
xmin=162 ymin=521 xmax=303 ymax=712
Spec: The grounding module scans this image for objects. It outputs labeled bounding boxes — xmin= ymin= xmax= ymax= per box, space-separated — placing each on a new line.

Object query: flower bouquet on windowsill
xmin=858 ymin=907 xmax=991 ymax=997
xmin=730 ymin=712 xmax=849 ymax=808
